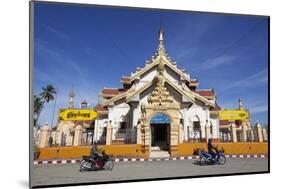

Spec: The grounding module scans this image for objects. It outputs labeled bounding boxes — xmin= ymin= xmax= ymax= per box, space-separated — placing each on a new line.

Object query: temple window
xmin=180 ymin=118 xmax=184 ymax=125
xmin=193 ymin=121 xmax=200 ymax=131
xmin=119 ymin=116 xmax=126 ymax=133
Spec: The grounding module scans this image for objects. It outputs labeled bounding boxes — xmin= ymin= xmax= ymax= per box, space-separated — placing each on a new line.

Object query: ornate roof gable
xmin=100 ymin=27 xmax=216 ymax=108
xmin=128 ymin=27 xmax=193 ymax=83
xmin=147 ymin=59 xmax=174 ymax=106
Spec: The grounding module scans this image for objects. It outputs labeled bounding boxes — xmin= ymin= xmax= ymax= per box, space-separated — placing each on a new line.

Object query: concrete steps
xmin=150 ymin=146 xmax=170 ymax=158
xmin=151 ymin=146 xmax=161 ymax=151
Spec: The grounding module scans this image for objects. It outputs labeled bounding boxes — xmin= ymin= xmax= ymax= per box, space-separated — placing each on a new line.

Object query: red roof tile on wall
xmin=121 ymin=77 xmax=131 ymax=82
xmin=190 ymin=79 xmax=198 ymax=84
xmin=195 ymin=89 xmax=214 ymax=96
xmin=95 ymin=103 xmax=108 ymax=111
xmin=101 ymin=88 xmax=126 ymax=95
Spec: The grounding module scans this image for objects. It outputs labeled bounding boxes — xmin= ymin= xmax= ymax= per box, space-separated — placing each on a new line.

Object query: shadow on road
xmin=192 ymin=160 xmax=214 ymax=166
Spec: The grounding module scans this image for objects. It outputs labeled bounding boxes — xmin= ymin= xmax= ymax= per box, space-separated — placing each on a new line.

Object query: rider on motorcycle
xmin=207 ymin=138 xmax=218 ymax=160
xmin=90 ymin=141 xmax=102 ymax=161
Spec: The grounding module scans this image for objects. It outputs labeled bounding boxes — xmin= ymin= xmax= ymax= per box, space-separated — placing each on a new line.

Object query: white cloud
xmin=201 ymin=55 xmax=237 ymax=69
xmin=43 ymin=25 xmax=70 ymax=41
xmin=175 ymin=47 xmax=197 ymax=59
xmin=223 ymin=68 xmax=268 ymax=90
xmin=250 ymin=105 xmax=268 ymax=114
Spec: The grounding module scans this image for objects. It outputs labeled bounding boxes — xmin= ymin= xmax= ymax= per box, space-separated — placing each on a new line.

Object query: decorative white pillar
xmin=106 ymin=121 xmax=113 ymax=145
xmin=262 ymin=128 xmax=268 ymax=142
xmin=205 ymin=121 xmax=211 ymax=141
xmin=183 ymin=109 xmax=188 ymax=141
xmin=38 ymin=123 xmax=52 ymax=148
xmin=178 ymin=123 xmax=184 ymax=144
xmin=73 ymin=125 xmax=83 ymax=146
xmin=255 ymin=122 xmax=263 ymax=142
xmin=250 ymin=129 xmax=255 ymax=142
xmin=231 ymin=123 xmax=237 ymax=143
xmin=94 ymin=120 xmax=99 ymax=141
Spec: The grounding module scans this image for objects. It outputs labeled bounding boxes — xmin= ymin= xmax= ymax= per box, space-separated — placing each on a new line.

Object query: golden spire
xmin=159 ymin=25 xmax=164 ymax=42
xmin=157 ymin=25 xmax=166 ymax=55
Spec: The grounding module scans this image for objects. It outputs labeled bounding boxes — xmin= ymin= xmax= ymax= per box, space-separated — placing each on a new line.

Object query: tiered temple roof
xmin=96 ymin=26 xmax=217 ymax=112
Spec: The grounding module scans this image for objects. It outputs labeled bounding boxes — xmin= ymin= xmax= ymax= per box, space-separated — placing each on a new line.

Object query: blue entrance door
xmin=150 ymin=113 xmax=170 ymax=148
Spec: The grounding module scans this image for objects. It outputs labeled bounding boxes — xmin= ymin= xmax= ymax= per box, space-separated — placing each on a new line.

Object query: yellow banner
xmin=219 ymin=110 xmax=248 ymax=120
xmin=59 ymin=109 xmax=97 ymax=121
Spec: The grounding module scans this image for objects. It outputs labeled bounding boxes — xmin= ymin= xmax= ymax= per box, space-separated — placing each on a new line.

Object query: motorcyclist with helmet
xmin=207 ymin=138 xmax=218 ymax=160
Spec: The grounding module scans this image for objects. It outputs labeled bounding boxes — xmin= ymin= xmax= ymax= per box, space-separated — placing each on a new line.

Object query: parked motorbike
xmin=199 ymin=148 xmax=226 ymax=165
xmin=80 ymin=151 xmax=114 ymax=171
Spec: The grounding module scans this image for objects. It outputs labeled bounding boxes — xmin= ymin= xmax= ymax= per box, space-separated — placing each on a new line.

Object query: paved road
xmin=31 ymin=158 xmax=268 ymax=187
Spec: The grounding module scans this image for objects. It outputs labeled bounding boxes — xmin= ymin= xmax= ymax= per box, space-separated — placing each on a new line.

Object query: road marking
xmin=33 ymin=154 xmax=267 ymax=165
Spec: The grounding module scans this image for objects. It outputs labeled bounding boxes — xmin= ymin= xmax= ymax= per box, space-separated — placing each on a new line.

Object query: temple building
xmin=94 ymin=27 xmax=221 ymax=156
xmin=35 ymin=27 xmax=268 ymax=159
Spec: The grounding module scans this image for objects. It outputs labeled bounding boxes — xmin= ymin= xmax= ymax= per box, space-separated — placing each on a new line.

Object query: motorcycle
xmin=80 ymin=150 xmax=114 ymax=172
xmin=199 ymin=148 xmax=226 ymax=165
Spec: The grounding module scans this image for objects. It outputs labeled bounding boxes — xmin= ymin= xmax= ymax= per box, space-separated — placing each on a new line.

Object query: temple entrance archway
xmin=150 ymin=113 xmax=171 ymax=151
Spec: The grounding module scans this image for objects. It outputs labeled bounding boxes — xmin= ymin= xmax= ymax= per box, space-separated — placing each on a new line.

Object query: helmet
xmin=93 ymin=140 xmax=98 ymax=144
xmin=208 ymin=138 xmax=213 ymax=142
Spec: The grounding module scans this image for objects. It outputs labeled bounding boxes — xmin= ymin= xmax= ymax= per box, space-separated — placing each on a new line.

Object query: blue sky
xmin=34 ymin=2 xmax=269 ymax=127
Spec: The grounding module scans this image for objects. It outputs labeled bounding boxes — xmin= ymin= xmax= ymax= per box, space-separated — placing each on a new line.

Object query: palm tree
xmin=33 ymin=95 xmax=43 ymax=127
xmin=40 ymin=85 xmax=56 ymax=103
xmin=33 ymin=84 xmax=56 ymax=127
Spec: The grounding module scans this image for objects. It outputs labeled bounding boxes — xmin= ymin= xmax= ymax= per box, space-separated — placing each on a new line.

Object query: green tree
xmin=40 ymin=85 xmax=56 ymax=103
xmin=33 ymin=84 xmax=56 ymax=127
xmin=33 ymin=95 xmax=43 ymax=127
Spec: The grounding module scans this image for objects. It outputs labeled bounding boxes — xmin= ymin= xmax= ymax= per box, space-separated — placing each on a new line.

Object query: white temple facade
xmin=94 ymin=27 xmax=221 ymax=155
